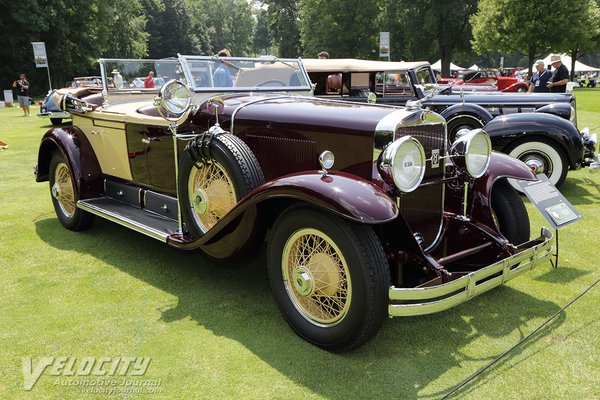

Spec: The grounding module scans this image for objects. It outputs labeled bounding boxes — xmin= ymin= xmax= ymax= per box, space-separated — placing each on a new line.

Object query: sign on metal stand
xmin=379 ymin=32 xmax=390 ymax=61
xmin=31 ymin=42 xmax=52 ymax=91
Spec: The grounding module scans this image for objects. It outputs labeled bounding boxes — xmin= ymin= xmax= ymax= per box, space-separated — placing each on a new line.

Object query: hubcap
xmin=53 ymin=162 xmax=76 ymax=217
xmin=282 ymin=228 xmax=351 ymax=326
xmin=519 ymin=152 xmax=552 ymax=177
xmin=188 ymin=161 xmax=237 ymax=232
xmin=524 ymin=158 xmax=545 ymax=175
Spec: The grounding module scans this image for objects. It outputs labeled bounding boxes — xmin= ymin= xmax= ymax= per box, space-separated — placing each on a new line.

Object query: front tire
xmin=446 ymin=115 xmax=484 ymax=143
xmin=491 ymin=179 xmax=530 ymax=244
xmin=506 ymin=139 xmax=568 ymax=188
xmin=49 ymin=151 xmax=94 ymax=231
xmin=268 ymin=207 xmax=390 ymax=352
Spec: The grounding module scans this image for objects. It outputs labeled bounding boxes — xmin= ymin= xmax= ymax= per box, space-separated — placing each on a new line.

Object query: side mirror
xmin=155 ymin=79 xmax=192 ymax=121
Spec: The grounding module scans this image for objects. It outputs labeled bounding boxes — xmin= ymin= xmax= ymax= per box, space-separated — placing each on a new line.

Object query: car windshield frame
xmin=177 ymin=54 xmax=313 ymax=93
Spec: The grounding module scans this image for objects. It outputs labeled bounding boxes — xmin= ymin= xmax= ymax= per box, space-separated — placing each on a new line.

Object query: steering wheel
xmin=256 ymin=79 xmax=286 ymax=87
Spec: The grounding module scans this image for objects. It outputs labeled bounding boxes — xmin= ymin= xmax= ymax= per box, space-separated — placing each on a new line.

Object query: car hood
xmin=427 ymin=92 xmax=574 ymax=106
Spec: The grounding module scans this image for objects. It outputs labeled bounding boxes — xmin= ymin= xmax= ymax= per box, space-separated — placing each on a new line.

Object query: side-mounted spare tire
xmin=178 ymin=133 xmax=264 ymax=239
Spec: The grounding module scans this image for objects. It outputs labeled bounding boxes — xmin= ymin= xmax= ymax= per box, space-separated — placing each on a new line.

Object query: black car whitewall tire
xmin=178 ymin=134 xmax=264 ymax=238
xmin=268 ymin=207 xmax=390 ymax=352
xmin=507 ymin=139 xmax=568 ymax=190
xmin=491 ymin=178 xmax=530 ymax=245
xmin=49 ymin=152 xmax=94 ymax=231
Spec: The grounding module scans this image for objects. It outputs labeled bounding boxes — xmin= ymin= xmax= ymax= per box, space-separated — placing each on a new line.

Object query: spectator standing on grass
xmin=546 ymin=55 xmax=569 ymax=93
xmin=213 ymin=49 xmax=234 ymax=87
xmin=529 ymin=60 xmax=551 ymax=93
xmin=144 ymin=71 xmax=155 ymax=88
xmin=13 ymin=74 xmax=30 ymax=116
xmin=317 ymin=51 xmax=329 ymax=59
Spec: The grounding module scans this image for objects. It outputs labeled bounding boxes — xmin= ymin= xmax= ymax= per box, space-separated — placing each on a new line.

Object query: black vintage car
xmin=36 ymin=55 xmax=556 ymax=351
xmin=304 ymin=58 xmax=598 ymax=188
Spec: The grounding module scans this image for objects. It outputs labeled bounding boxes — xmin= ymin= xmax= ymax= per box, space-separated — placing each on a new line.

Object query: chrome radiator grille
xmin=395 ymin=123 xmax=446 ymax=248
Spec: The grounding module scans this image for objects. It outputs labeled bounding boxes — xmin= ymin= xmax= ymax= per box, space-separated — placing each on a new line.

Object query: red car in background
xmin=439 ymin=70 xmax=529 ymax=93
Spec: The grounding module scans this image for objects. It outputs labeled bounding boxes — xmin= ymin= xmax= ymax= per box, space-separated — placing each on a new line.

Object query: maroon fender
xmin=36 ymin=126 xmax=103 ymax=199
xmin=168 ymin=170 xmax=399 ymax=251
xmin=470 ymin=151 xmax=536 ymax=227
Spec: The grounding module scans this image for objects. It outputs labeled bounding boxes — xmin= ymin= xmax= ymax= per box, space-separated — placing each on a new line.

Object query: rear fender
xmin=470 ymin=151 xmax=535 ymax=228
xmin=36 ymin=126 xmax=103 ymax=199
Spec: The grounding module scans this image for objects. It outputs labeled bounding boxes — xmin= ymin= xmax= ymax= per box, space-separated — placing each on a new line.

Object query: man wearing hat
xmin=546 ymin=55 xmax=569 ymax=93
xmin=112 ymin=69 xmax=123 ymax=89
xmin=529 ymin=60 xmax=551 ymax=93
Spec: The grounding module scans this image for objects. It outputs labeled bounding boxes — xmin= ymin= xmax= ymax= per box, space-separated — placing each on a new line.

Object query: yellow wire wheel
xmin=52 ymin=162 xmax=76 ymax=217
xmin=282 ymin=228 xmax=352 ymax=326
xmin=187 ymin=160 xmax=238 ymax=232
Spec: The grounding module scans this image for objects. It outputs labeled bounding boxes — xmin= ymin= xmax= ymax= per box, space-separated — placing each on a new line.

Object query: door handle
xmin=141 ymin=137 xmax=161 ymax=144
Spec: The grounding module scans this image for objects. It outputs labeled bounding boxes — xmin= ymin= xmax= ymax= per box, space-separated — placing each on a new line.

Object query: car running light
xmin=382 ymin=136 xmax=426 ymax=193
xmin=450 ymin=129 xmax=491 ymax=178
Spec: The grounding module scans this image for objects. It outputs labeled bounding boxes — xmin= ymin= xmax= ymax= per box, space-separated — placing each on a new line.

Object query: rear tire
xmin=268 ymin=207 xmax=390 ymax=352
xmin=491 ymin=179 xmax=530 ymax=244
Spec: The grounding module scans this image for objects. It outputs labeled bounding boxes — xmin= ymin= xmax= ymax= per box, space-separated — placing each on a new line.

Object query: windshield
xmin=178 ymin=55 xmax=312 ymax=92
xmin=100 ymin=58 xmax=182 ymax=92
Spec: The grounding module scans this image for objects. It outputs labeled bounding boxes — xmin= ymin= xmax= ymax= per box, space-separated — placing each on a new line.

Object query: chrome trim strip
xmin=77 ymin=200 xmax=170 ymax=242
xmin=389 ymin=228 xmax=553 ymax=316
xmin=230 ymin=95 xmax=292 ymax=133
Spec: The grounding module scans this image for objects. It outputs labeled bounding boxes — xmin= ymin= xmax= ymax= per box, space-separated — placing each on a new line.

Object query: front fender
xmin=168 ymin=171 xmax=399 ymax=253
xmin=470 ymin=152 xmax=535 ymax=228
xmin=36 ymin=126 xmax=103 ymax=199
xmin=483 ymin=112 xmax=584 ymax=168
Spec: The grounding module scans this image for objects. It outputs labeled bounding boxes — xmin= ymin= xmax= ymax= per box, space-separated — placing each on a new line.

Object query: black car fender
xmin=36 ymin=126 xmax=103 ymax=199
xmin=534 ymin=103 xmax=573 ymax=122
xmin=482 ymin=112 xmax=584 ymax=168
xmin=437 ymin=103 xmax=494 ymax=138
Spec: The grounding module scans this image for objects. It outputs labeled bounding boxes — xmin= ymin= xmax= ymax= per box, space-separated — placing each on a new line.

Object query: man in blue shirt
xmin=528 ymin=60 xmax=551 ymax=93
xmin=213 ymin=49 xmax=233 ymax=87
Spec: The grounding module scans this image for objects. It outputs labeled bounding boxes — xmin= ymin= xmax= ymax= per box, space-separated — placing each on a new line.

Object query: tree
xmin=471 ymin=0 xmax=566 ymax=77
xmin=378 ymin=0 xmax=477 ymax=75
xmin=253 ymin=8 xmax=272 ymax=55
xmin=143 ymin=0 xmax=204 ymax=59
xmin=554 ymin=0 xmax=600 ymax=80
xmin=0 ymin=0 xmax=149 ymax=95
xmin=298 ymin=0 xmax=380 ymax=59
xmin=187 ymin=0 xmax=255 ymax=56
xmin=265 ymin=0 xmax=302 ymax=57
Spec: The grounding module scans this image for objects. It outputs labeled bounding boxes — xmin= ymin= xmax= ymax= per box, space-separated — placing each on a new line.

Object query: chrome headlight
xmin=381 ymin=136 xmax=426 ymax=192
xmin=450 ymin=129 xmax=491 ymax=178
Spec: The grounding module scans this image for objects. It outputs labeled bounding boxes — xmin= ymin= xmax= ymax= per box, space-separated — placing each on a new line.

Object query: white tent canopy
xmin=538 ymin=54 xmax=599 ymax=73
xmin=468 ymin=64 xmax=480 ymax=71
xmin=430 ymin=59 xmax=466 ymax=71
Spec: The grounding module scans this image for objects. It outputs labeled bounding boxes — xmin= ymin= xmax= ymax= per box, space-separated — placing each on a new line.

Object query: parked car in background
xmin=65 ymin=76 xmax=103 ymax=88
xmin=304 ymin=58 xmax=598 ymax=187
xmin=35 ymin=55 xmax=556 ymax=351
xmin=438 ymin=69 xmax=529 ymax=92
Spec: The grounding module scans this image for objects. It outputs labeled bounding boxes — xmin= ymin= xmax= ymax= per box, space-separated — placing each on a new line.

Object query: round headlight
xmin=382 ymin=136 xmax=426 ymax=192
xmin=156 ymin=79 xmax=192 ymax=120
xmin=450 ymin=129 xmax=491 ymax=178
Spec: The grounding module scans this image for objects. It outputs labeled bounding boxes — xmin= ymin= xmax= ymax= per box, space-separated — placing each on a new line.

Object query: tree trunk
xmin=569 ymin=49 xmax=578 ymax=81
xmin=440 ymin=46 xmax=451 ymax=78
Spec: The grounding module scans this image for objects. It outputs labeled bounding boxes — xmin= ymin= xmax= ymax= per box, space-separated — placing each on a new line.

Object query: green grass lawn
xmin=1 ymin=92 xmax=599 ymax=399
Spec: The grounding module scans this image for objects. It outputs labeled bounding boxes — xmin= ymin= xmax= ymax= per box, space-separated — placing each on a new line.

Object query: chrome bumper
xmin=389 ymin=228 xmax=554 ymax=317
xmin=37 ymin=111 xmax=71 ymax=118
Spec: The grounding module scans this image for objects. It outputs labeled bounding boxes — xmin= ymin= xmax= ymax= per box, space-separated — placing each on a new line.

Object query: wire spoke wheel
xmin=53 ymin=162 xmax=76 ymax=217
xmin=282 ymin=228 xmax=351 ymax=326
xmin=188 ymin=161 xmax=237 ymax=232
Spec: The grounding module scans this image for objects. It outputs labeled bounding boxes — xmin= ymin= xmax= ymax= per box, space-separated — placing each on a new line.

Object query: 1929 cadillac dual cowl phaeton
xmin=35 ymin=56 xmax=555 ymax=351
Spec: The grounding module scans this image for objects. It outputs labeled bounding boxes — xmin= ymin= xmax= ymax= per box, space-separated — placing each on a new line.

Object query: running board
xmin=78 ymin=197 xmax=179 ymax=242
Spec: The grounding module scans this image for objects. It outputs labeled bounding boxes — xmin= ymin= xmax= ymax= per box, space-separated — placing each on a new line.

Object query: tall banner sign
xmin=31 ymin=42 xmax=48 ymax=68
xmin=31 ymin=42 xmax=52 ymax=90
xmin=379 ymin=32 xmax=390 ymax=59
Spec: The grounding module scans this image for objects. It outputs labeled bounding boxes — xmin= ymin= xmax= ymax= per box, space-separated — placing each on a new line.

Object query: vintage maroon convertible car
xmin=35 ymin=55 xmax=554 ymax=351
xmin=438 ymin=70 xmax=529 ymax=93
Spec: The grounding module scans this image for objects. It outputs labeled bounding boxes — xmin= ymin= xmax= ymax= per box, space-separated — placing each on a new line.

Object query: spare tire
xmin=178 ymin=133 xmax=264 ymax=239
